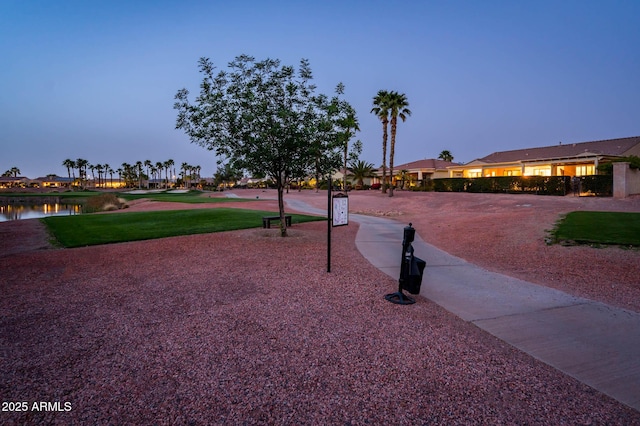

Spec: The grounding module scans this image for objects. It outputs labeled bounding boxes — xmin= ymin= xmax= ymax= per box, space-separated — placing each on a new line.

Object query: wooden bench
xmin=262 ymin=215 xmax=292 ymax=229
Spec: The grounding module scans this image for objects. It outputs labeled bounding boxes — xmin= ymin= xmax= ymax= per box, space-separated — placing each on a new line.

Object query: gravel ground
xmin=1 ymin=190 xmax=639 ymax=424
xmin=281 ymin=189 xmax=640 ymax=313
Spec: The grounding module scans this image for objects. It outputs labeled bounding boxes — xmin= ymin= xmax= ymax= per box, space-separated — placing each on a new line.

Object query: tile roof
xmin=393 ymin=159 xmax=458 ymax=170
xmin=34 ymin=176 xmax=74 ymax=182
xmin=0 ymin=176 xmax=28 ymax=181
xmin=477 ymin=136 xmax=640 ymax=164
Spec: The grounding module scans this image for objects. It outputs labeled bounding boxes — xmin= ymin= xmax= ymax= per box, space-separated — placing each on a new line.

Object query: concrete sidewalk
xmin=285 ymin=197 xmax=640 ymax=412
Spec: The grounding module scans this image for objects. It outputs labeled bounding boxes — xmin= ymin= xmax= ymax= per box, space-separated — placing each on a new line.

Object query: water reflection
xmin=0 ymin=203 xmax=82 ymax=222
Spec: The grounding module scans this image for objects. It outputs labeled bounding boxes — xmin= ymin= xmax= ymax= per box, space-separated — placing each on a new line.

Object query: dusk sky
xmin=2 ymin=0 xmax=639 ymax=179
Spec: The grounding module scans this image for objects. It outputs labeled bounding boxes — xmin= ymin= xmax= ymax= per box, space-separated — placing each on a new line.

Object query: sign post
xmin=332 ymin=193 xmax=349 ymax=227
xmin=327 ymin=180 xmax=348 ymax=272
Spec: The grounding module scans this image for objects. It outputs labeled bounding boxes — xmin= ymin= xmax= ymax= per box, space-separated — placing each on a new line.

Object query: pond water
xmin=0 ymin=203 xmax=82 ymax=222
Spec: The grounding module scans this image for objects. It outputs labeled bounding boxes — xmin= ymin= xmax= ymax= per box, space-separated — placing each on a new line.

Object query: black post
xmin=385 ymin=223 xmax=417 ymax=305
xmin=327 ymin=172 xmax=331 ymax=273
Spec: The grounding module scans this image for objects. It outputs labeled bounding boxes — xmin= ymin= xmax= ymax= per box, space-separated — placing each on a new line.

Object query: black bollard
xmin=385 ymin=223 xmax=425 ymax=305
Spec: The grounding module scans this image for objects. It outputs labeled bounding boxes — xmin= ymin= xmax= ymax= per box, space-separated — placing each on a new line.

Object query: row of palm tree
xmin=370 ymin=90 xmax=411 ymax=197
xmin=61 ymin=158 xmax=201 ymax=189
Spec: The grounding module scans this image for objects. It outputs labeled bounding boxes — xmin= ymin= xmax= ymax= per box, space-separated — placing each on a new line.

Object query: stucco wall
xmin=613 ymin=162 xmax=640 ymax=198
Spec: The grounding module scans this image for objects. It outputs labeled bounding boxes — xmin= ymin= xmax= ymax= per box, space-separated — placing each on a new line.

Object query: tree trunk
xmin=381 ymin=118 xmax=388 ymax=193
xmin=343 ymin=144 xmax=348 ymax=191
xmin=389 ymin=117 xmax=397 ymax=197
xmin=277 ymin=176 xmax=287 ymax=237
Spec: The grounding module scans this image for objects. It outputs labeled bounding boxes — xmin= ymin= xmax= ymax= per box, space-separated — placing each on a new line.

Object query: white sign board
xmin=332 ymin=195 xmax=349 ymax=227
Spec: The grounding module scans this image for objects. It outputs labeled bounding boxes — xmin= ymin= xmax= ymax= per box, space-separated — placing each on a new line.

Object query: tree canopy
xmin=174 ymin=55 xmax=355 ymax=236
xmin=438 ymin=150 xmax=454 ymax=162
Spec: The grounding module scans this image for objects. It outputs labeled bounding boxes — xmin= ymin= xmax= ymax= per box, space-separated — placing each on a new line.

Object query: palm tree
xmin=76 ymin=158 xmax=88 ymax=189
xmin=121 ymin=162 xmax=133 ymax=188
xmin=9 ymin=166 xmax=21 ymax=177
xmin=144 ymin=160 xmax=152 ymax=188
xmin=89 ymin=164 xmax=96 ymax=188
xmin=62 ymin=159 xmax=76 ymax=189
xmin=95 ymin=164 xmax=104 ymax=188
xmin=349 ymin=160 xmax=375 ymax=187
xmin=396 ymin=169 xmax=409 ymax=189
xmin=371 ymin=90 xmax=391 ymax=193
xmin=154 ymin=161 xmax=163 ymax=188
xmin=165 ymin=159 xmax=174 ymax=188
xmin=337 ymin=105 xmax=360 ymax=191
xmin=195 ymin=165 xmax=202 ymax=188
xmin=438 ymin=150 xmax=454 ymax=162
xmin=150 ymin=166 xmax=157 ymax=188
xmin=105 ymin=164 xmax=114 ymax=188
xmin=136 ymin=161 xmax=144 ymax=189
xmin=180 ymin=162 xmax=188 ymax=188
xmin=386 ymin=91 xmax=411 ymax=197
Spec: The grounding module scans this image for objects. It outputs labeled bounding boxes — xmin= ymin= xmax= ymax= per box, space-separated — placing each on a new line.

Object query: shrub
xmin=579 ymin=175 xmax=613 ymax=196
xmin=84 ymin=193 xmax=125 ymax=213
xmin=431 ymin=176 xmax=571 ymax=195
xmin=597 ymin=155 xmax=640 ymax=174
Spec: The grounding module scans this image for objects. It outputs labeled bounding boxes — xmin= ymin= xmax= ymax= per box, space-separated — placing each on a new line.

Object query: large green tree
xmin=386 ymin=91 xmax=411 ymax=197
xmin=214 ymin=162 xmax=243 ymax=189
xmin=174 ymin=55 xmax=349 ymax=236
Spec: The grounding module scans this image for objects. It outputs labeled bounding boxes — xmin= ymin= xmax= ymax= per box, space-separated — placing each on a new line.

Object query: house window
xmin=524 ymin=166 xmax=551 ymax=176
xmin=467 ymin=168 xmax=482 ymax=178
xmin=575 ymin=165 xmax=594 ymax=176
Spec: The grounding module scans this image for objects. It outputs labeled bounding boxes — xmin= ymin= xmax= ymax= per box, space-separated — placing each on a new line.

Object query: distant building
xmin=448 ymin=136 xmax=640 ymax=178
xmin=34 ymin=176 xmax=75 ymax=188
xmin=0 ymin=176 xmax=30 ymax=188
xmin=371 ymin=159 xmax=458 ymax=188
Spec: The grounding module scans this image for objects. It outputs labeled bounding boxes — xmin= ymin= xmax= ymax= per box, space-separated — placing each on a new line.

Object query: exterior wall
xmin=614 ymin=162 xmax=640 ymax=198
xmin=452 ymin=160 xmax=599 ymax=178
xmin=431 ymin=170 xmax=450 ymax=179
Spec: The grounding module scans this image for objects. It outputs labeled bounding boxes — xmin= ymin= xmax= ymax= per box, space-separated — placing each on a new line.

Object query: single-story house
xmin=0 ymin=176 xmax=31 ymax=188
xmin=34 ymin=176 xmax=75 ymax=188
xmin=448 ymin=136 xmax=640 ymax=178
xmin=371 ymin=159 xmax=458 ymax=188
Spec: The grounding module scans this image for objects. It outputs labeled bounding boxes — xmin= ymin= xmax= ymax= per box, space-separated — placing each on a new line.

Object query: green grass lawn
xmin=42 ymin=208 xmax=324 ymax=248
xmin=552 ymin=211 xmax=640 ymax=246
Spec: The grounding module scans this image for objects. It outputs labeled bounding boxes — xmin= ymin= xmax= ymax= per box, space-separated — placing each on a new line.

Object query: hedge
xmin=423 ymin=176 xmax=573 ymax=196
xmin=578 ymin=175 xmax=612 ymax=196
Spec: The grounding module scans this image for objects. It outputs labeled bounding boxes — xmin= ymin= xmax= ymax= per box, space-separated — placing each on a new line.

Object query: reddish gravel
xmin=1 ymin=190 xmax=639 ymax=424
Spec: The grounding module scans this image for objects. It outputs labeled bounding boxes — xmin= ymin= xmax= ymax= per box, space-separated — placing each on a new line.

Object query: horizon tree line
xmin=61 ymin=158 xmax=202 ymax=189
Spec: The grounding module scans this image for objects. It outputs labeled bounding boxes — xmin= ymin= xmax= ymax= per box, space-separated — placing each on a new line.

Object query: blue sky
xmin=2 ymin=0 xmax=639 ymax=178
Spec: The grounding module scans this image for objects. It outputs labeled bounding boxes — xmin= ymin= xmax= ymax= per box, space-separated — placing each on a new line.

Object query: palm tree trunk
xmin=389 ymin=117 xmax=397 ymax=197
xmin=381 ymin=118 xmax=388 ymax=193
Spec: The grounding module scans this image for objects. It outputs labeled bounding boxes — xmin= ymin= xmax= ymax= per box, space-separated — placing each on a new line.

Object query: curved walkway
xmin=285 ymin=197 xmax=640 ymax=412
